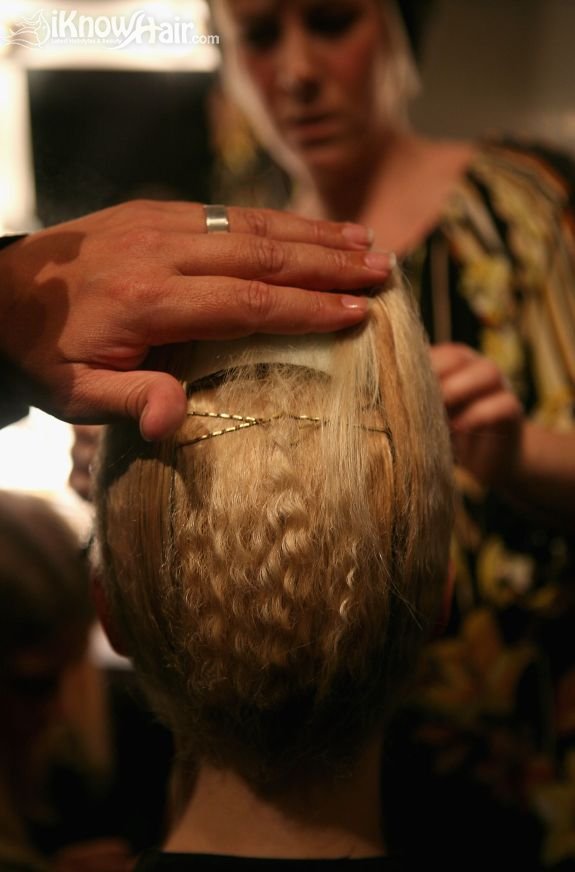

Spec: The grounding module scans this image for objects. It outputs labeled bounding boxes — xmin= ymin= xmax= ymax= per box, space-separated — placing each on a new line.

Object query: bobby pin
xmin=178 ymin=410 xmax=392 ymax=448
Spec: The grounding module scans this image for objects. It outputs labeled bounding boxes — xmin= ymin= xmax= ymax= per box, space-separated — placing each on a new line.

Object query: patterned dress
xmin=385 ymin=142 xmax=575 ymax=871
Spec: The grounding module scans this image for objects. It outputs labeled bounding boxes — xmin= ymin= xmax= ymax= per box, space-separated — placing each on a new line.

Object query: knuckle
xmin=110 ymin=273 xmax=157 ymax=313
xmin=120 ymin=226 xmax=163 ymax=255
xmin=242 ymin=208 xmax=270 ymax=238
xmin=112 ymin=199 xmax=156 ymax=224
xmin=242 ymin=280 xmax=274 ymax=322
xmin=251 ymin=238 xmax=286 ymax=275
xmin=329 ymin=248 xmax=348 ymax=272
xmin=122 ymin=379 xmax=146 ymax=419
xmin=306 ymin=289 xmax=323 ymax=320
xmin=308 ymin=219 xmax=324 ymax=246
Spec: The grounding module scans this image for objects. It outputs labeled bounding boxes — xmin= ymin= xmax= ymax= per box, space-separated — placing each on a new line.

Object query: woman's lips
xmin=282 ymin=113 xmax=342 ymax=144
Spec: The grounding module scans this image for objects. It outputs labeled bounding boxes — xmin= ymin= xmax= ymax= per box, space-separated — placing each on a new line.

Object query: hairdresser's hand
xmin=430 ymin=342 xmax=524 ymax=487
xmin=0 ymin=201 xmax=388 ymax=439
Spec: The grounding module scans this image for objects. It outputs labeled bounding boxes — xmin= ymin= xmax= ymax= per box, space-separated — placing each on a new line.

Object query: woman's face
xmin=219 ymin=0 xmax=386 ymax=173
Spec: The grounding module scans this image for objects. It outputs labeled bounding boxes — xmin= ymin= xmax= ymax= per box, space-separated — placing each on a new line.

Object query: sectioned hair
xmin=95 ymin=281 xmax=453 ymax=785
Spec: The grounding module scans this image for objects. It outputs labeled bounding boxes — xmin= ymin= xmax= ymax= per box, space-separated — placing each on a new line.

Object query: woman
xmin=94 ymin=279 xmax=454 ymax=868
xmin=210 ymin=0 xmax=575 ymax=866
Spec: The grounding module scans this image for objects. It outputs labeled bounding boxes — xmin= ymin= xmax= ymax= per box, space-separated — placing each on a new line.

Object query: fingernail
xmin=340 ymin=295 xmax=370 ymax=311
xmin=364 ymin=250 xmax=397 ymax=272
xmin=342 ymin=224 xmax=375 ymax=248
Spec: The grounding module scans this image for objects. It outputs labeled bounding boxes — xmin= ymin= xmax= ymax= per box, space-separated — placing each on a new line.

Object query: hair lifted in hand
xmin=95 ymin=280 xmax=453 ymax=787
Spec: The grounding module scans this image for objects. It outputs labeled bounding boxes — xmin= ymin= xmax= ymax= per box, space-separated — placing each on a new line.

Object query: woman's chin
xmin=289 ymin=139 xmax=361 ymax=178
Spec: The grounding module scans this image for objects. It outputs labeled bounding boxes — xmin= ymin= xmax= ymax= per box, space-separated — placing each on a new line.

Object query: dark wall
xmin=29 ymin=69 xmax=214 ymax=225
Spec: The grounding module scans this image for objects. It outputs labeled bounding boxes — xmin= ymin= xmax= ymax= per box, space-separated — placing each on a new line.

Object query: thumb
xmin=80 ymin=370 xmax=187 ymax=440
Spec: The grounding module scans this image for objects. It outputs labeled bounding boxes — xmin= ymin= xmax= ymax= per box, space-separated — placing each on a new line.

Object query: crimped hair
xmin=95 ymin=282 xmax=453 ymax=786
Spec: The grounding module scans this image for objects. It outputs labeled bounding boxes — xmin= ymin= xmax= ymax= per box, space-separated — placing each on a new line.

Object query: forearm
xmin=501 ymin=421 xmax=575 ymax=531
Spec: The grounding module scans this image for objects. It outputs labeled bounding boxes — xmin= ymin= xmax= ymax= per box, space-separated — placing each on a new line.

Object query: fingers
xmin=73 ymin=370 xmax=188 ymax=440
xmin=450 ymin=390 xmax=523 ymax=432
xmin=161 ymin=233 xmax=392 ymax=289
xmin=430 ymin=342 xmax=523 ymax=438
xmin=429 ymin=342 xmax=478 ymax=382
xmin=138 ymin=275 xmax=373 ymax=343
xmin=138 ymin=373 xmax=188 ymax=440
xmin=229 ymin=206 xmax=375 ymax=249
xmin=125 ymin=200 xmax=374 ymax=250
xmin=431 ymin=344 xmax=509 ymax=410
xmin=441 ymin=357 xmax=506 ymax=410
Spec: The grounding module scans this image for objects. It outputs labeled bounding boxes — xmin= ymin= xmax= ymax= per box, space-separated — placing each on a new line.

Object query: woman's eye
xmin=241 ymin=17 xmax=281 ymax=50
xmin=306 ymin=7 xmax=361 ymax=37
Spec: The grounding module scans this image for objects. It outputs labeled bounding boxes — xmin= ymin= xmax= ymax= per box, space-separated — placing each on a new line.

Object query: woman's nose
xmin=275 ymin=22 xmax=321 ymax=102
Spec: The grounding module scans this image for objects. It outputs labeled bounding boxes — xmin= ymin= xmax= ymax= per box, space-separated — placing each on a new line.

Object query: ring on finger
xmin=203 ymin=204 xmax=230 ymax=234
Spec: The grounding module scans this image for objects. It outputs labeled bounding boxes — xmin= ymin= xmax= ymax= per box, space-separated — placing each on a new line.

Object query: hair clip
xmin=178 ymin=410 xmax=392 ymax=448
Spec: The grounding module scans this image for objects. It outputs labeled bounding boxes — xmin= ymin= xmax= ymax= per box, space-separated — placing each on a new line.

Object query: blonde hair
xmin=95 ymin=282 xmax=452 ymax=785
xmin=210 ymin=0 xmax=421 ymax=180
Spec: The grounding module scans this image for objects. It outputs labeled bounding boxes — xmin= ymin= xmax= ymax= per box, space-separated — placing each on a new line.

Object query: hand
xmin=430 ymin=343 xmax=524 ymax=487
xmin=0 ymin=201 xmax=389 ymax=439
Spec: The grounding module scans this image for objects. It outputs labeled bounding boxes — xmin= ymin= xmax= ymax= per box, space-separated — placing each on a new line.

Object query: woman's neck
xmin=293 ymin=130 xmax=402 ymax=224
xmin=164 ymin=738 xmax=385 ymax=859
xmin=292 ymin=132 xmax=478 ymax=256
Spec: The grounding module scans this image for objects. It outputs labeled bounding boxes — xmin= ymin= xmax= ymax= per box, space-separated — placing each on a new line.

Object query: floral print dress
xmin=385 ymin=141 xmax=575 ymax=871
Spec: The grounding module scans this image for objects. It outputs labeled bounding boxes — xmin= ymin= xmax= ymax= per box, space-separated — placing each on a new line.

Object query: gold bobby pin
xmin=178 ymin=410 xmax=391 ymax=448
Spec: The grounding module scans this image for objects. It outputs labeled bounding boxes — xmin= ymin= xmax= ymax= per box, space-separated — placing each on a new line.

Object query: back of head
xmin=95 ymin=282 xmax=453 ymax=786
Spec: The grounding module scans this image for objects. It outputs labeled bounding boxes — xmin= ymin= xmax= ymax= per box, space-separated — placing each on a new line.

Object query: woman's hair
xmin=210 ymin=0 xmax=421 ymax=178
xmin=95 ymin=282 xmax=453 ymax=786
xmin=0 ymin=491 xmax=92 ymax=660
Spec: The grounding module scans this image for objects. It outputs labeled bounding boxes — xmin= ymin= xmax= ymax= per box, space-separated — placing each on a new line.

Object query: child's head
xmin=95 ymin=283 xmax=453 ymax=787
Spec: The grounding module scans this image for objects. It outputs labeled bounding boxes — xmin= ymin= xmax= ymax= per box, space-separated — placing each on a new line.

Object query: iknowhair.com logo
xmin=1 ymin=8 xmax=220 ymax=50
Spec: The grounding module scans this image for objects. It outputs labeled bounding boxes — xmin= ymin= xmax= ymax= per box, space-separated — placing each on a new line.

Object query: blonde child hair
xmin=95 ymin=280 xmax=453 ymax=787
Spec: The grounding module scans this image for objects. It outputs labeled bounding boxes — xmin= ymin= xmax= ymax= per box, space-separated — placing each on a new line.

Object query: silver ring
xmin=203 ymin=203 xmax=230 ymax=233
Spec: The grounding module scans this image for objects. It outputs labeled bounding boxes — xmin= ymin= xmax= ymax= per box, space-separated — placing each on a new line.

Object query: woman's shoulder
xmin=467 ymin=138 xmax=575 ymax=212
